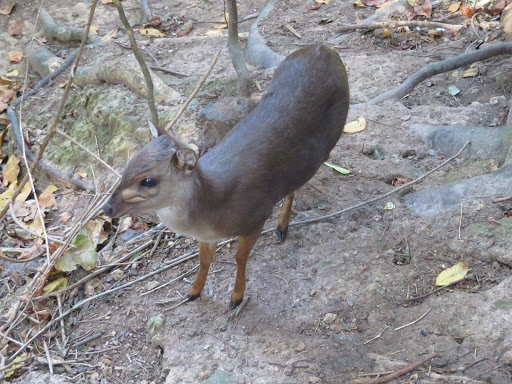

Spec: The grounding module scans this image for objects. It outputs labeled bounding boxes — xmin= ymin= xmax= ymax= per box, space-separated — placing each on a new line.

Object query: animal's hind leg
xmin=276 ymin=192 xmax=294 ymax=242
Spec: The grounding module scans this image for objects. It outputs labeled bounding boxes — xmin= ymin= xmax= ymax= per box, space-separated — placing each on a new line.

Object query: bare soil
xmin=1 ymin=1 xmax=512 ymax=384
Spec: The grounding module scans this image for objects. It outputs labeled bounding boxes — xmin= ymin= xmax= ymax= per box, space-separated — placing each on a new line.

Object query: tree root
xmin=40 ymin=8 xmax=99 ymax=44
xmin=26 ymin=45 xmax=64 ymax=78
xmin=361 ymin=42 xmax=512 ymax=105
xmin=245 ymin=3 xmax=284 ymax=68
xmin=74 ymin=55 xmax=180 ymax=104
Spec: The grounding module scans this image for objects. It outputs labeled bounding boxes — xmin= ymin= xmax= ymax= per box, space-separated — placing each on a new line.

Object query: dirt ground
xmin=1 ymin=0 xmax=512 ymax=383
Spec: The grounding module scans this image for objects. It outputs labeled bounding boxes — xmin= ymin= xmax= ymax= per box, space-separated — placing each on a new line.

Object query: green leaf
xmin=55 ymin=229 xmax=98 ymax=272
xmin=324 ymin=162 xmax=350 ymax=175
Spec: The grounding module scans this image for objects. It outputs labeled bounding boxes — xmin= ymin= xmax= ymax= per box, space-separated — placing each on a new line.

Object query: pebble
xmin=323 ymin=313 xmax=337 ymax=324
xmin=111 ymin=269 xmax=124 ymax=281
xmin=145 ymin=280 xmax=160 ymax=291
xmin=284 ymin=366 xmax=294 ymax=376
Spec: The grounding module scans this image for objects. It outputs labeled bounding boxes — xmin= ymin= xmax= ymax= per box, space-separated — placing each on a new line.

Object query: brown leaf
xmin=8 ymin=51 xmax=23 ymax=64
xmin=392 ymin=177 xmax=412 ymax=186
xmin=38 ymin=185 xmax=58 ymax=210
xmin=413 ymin=0 xmax=432 ymax=18
xmin=0 ymin=1 xmax=15 ymax=15
xmin=142 ymin=17 xmax=162 ymax=28
xmin=7 ymin=19 xmax=23 ymax=36
xmin=59 ymin=211 xmax=72 ymax=222
xmin=3 ymin=155 xmax=20 ymax=187
xmin=310 ymin=2 xmax=322 ymax=9
xmin=460 ymin=6 xmax=475 ymax=18
xmin=0 ymin=87 xmax=16 ymax=113
xmin=177 ymin=21 xmax=193 ymax=37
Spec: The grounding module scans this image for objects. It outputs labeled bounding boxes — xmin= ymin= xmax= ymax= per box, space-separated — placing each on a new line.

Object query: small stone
xmin=347 ymin=300 xmax=354 ymax=307
xmin=427 ymin=148 xmax=437 ymax=156
xmin=284 ymin=365 xmax=294 ymax=376
xmin=111 ymin=269 xmax=124 ymax=281
xmin=205 ymin=370 xmax=235 ymax=384
xmin=294 ymin=341 xmax=306 ymax=352
xmin=145 ymin=280 xmax=160 ymax=291
xmin=402 ymin=149 xmax=416 ymax=158
xmin=323 ymin=313 xmax=337 ymax=324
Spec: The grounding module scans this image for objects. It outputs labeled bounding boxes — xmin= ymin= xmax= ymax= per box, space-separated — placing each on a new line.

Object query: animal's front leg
xmin=187 ymin=241 xmax=217 ymax=300
xmin=230 ymin=227 xmax=263 ymax=309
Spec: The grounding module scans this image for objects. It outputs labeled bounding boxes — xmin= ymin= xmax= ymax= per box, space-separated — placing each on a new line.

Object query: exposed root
xmin=40 ymin=8 xmax=99 ymax=44
xmin=337 ymin=20 xmax=463 ymax=34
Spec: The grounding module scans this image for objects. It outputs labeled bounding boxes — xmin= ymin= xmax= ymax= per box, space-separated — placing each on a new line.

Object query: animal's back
xmin=199 ymin=44 xmax=349 ymax=234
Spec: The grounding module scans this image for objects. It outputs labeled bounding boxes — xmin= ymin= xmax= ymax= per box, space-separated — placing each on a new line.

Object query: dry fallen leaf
xmin=460 ymin=6 xmax=475 ymax=18
xmin=315 ymin=0 xmax=331 ymax=3
xmin=435 ymin=259 xmax=468 ymax=286
xmin=344 ymin=116 xmax=367 ymax=133
xmin=6 ymin=69 xmax=19 ymax=77
xmin=413 ymin=0 xmax=432 ymax=18
xmin=101 ymin=28 xmax=118 ymax=42
xmin=60 ymin=211 xmax=72 ymax=222
xmin=392 ymin=176 xmax=412 ymax=186
xmin=38 ymin=184 xmax=58 ymax=210
xmin=89 ymin=26 xmax=99 ymax=33
xmin=76 ymin=171 xmax=87 ymax=178
xmin=15 ymin=180 xmax=33 ymax=204
xmin=8 ymin=51 xmax=23 ymax=64
xmin=0 ymin=1 xmax=15 ymax=15
xmin=202 ymin=29 xmax=224 ymax=36
xmin=448 ymin=1 xmax=461 ymax=12
xmin=0 ymin=87 xmax=16 ymax=113
xmin=461 ymin=67 xmax=479 ymax=78
xmin=3 ymin=155 xmax=20 ymax=187
xmin=7 ymin=19 xmax=23 ymax=36
xmin=43 ymin=276 xmax=68 ymax=294
xmin=353 ymin=0 xmax=366 ymax=6
xmin=100 ymin=0 xmax=113 ymax=3
xmin=136 ymin=28 xmax=165 ymax=37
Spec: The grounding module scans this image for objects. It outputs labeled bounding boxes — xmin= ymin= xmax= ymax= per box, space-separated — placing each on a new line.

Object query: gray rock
xmin=197 ymin=97 xmax=259 ymax=151
xmin=405 ymin=164 xmax=512 ymax=217
xmin=205 ymin=370 xmax=236 ymax=384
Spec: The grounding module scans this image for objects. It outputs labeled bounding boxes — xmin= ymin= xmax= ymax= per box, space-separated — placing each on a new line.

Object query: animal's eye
xmin=140 ymin=178 xmax=156 ymax=188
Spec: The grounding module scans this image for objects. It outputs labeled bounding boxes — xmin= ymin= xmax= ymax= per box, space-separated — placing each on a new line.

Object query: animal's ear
xmin=148 ymin=120 xmax=167 ymax=138
xmin=175 ymin=148 xmax=197 ymax=172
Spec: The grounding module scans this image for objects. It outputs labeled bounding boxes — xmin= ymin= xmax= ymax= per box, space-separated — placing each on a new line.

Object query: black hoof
xmin=275 ymin=226 xmax=288 ymax=242
xmin=229 ymin=299 xmax=242 ymax=310
xmin=186 ymin=293 xmax=200 ymax=301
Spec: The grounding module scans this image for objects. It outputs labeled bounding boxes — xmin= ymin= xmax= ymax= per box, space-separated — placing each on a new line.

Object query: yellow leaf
xmin=15 ymin=180 xmax=32 ymax=204
xmin=27 ymin=214 xmax=44 ymax=236
xmin=382 ymin=28 xmax=392 ymax=38
xmin=0 ymin=186 xmax=14 ymax=211
xmin=43 ymin=276 xmax=68 ymax=293
xmin=89 ymin=26 xmax=98 ymax=33
xmin=461 ymin=68 xmax=478 ymax=78
xmin=213 ymin=23 xmax=228 ymax=29
xmin=315 ymin=0 xmax=331 ymax=3
xmin=136 ymin=28 xmax=165 ymax=37
xmin=58 ymin=81 xmax=68 ymax=88
xmin=448 ymin=1 xmax=461 ymax=12
xmin=202 ymin=29 xmax=224 ymax=36
xmin=101 ymin=28 xmax=118 ymax=42
xmin=353 ymin=0 xmax=366 ymax=7
xmin=38 ymin=185 xmax=58 ymax=210
xmin=324 ymin=162 xmax=350 ymax=174
xmin=6 ymin=69 xmax=19 ymax=77
xmin=3 ymin=155 xmax=20 ymax=187
xmin=76 ymin=171 xmax=87 ymax=178
xmin=435 ymin=259 xmax=469 ymax=286
xmin=344 ymin=116 xmax=366 ymax=133
xmin=4 ymin=353 xmax=29 ymax=378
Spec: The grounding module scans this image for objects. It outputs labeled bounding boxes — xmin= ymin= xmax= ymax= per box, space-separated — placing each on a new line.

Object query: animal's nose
xmin=103 ymin=202 xmax=113 ymax=217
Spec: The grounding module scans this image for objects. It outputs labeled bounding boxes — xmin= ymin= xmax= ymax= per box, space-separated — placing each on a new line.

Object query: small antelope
xmin=103 ymin=44 xmax=349 ymax=308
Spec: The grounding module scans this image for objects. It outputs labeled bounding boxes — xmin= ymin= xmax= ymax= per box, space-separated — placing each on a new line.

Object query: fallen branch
xmin=114 ymin=0 xmax=158 ymax=125
xmin=164 ymin=50 xmax=221 ymax=132
xmin=337 ymin=20 xmax=463 ymax=34
xmin=397 ymin=279 xmax=464 ymax=303
xmin=362 ymin=42 xmax=512 ymax=105
xmin=226 ymin=0 xmax=251 ymax=97
xmin=149 ymin=65 xmax=189 ymax=78
xmin=351 ymin=353 xmax=438 ymax=384
xmin=282 ymin=141 xmax=471 ymax=229
xmin=394 ymin=307 xmax=432 ymax=331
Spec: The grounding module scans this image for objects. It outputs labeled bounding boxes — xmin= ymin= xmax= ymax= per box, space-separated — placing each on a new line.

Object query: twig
xmin=71 ymin=332 xmax=103 ymax=349
xmin=274 ymin=274 xmax=289 ymax=288
xmin=8 ymin=247 xmax=200 ymax=361
xmin=163 ymin=297 xmax=190 ymax=312
xmin=0 ymin=249 xmax=43 ymax=263
xmin=493 ymin=195 xmax=512 ymax=203
xmin=228 ymin=296 xmax=250 ymax=321
xmin=9 ymin=203 xmax=65 ymax=244
xmin=0 ymin=0 xmax=98 ymax=221
xmin=0 ymin=330 xmax=31 ymax=348
xmin=141 ymin=264 xmax=198 ymax=296
xmin=350 ymin=353 xmax=438 ymax=384
xmin=472 ymin=363 xmax=504 ymax=379
xmin=226 ymin=0 xmax=250 ymax=97
xmin=114 ymin=0 xmax=158 ymax=125
xmin=397 ymin=279 xmax=464 ymax=303
xmin=34 ymin=239 xmax=154 ymax=300
xmin=337 ymin=20 xmax=462 ymax=34
xmin=149 ymin=66 xmax=189 ymax=78
xmin=363 ymin=325 xmax=389 ymax=345
xmin=458 ymin=200 xmax=463 ymax=240
xmin=362 ymin=42 xmax=512 ymax=105
xmin=56 ymin=130 xmax=121 ymax=178
xmin=281 ymin=142 xmax=470 ymax=229
xmin=43 ymin=340 xmax=53 ymax=374
xmin=164 ymin=50 xmax=221 ymax=132
xmin=394 ymin=307 xmax=432 ymax=331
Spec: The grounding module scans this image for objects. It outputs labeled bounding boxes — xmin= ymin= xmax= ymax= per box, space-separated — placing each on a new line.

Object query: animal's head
xmin=103 ymin=121 xmax=198 ymax=218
